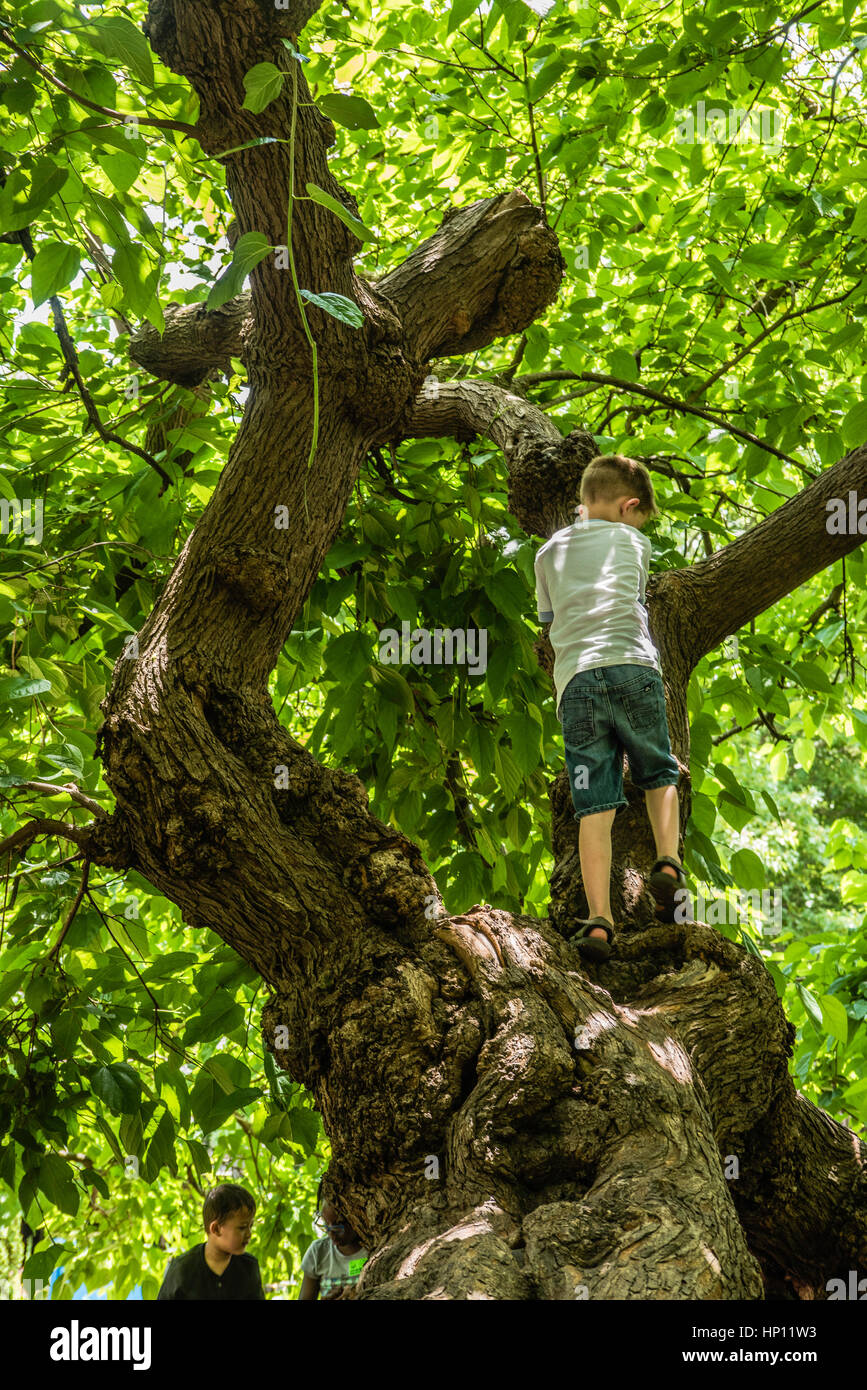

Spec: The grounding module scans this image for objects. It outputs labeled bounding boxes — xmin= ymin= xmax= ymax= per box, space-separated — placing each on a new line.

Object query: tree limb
xmin=402 ymin=377 xmax=594 ymax=536
xmin=17 ymin=781 xmax=106 ymax=817
xmin=377 ymin=190 xmax=565 ymax=363
xmin=0 ymin=818 xmax=92 ymax=857
xmin=515 ymin=370 xmax=812 ymax=471
xmin=652 ymin=446 xmax=867 ymax=671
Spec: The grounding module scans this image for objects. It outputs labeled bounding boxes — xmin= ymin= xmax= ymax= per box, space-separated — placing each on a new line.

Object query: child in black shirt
xmin=157 ymin=1183 xmax=266 ymax=1300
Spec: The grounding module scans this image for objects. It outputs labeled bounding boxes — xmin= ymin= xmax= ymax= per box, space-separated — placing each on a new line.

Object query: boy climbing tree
xmin=535 ymin=454 xmax=687 ymax=959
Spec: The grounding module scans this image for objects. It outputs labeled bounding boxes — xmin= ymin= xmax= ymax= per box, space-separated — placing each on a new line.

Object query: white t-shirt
xmin=534 ymin=518 xmax=660 ymax=712
xmin=301 ymin=1236 xmax=369 ymax=1297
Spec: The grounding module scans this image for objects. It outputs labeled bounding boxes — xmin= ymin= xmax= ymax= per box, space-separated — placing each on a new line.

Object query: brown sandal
xmin=648 ymin=856 xmax=687 ymax=922
xmin=565 ymin=916 xmax=614 ymax=961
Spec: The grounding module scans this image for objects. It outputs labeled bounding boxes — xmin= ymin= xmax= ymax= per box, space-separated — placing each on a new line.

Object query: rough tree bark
xmin=59 ymin=0 xmax=867 ymax=1298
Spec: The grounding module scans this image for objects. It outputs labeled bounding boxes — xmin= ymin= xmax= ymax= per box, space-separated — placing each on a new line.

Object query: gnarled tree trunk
xmin=73 ymin=0 xmax=867 ymax=1299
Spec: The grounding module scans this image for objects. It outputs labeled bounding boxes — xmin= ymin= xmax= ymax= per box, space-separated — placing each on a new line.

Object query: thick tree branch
xmin=129 ymin=300 xmax=249 ymax=388
xmin=129 ymin=189 xmax=565 ymax=391
xmin=376 ymin=189 xmax=565 ymax=362
xmin=403 ymin=378 xmax=595 ymax=536
xmin=653 ymin=445 xmax=867 ymax=671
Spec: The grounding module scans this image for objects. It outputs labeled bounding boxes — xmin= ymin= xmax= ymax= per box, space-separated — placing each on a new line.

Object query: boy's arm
xmin=638 ymin=531 xmax=651 ymax=606
xmin=156 ymin=1259 xmax=180 ymax=1301
xmin=534 ymin=555 xmax=554 ymax=623
xmin=298 ymin=1273 xmax=321 ymax=1300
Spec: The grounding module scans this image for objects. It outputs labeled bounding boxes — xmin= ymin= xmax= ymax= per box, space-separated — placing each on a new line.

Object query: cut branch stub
xmin=377 ymin=190 xmax=566 ymax=364
xmin=130 ymin=301 xmax=248 ymax=388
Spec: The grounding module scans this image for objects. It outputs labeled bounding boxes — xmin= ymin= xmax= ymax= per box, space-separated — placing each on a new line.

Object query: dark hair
xmin=202 ymin=1183 xmax=256 ymax=1232
xmin=580 ymin=454 xmax=659 ymax=518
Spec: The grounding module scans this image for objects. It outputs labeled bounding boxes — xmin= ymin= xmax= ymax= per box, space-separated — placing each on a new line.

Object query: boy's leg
xmin=579 ymin=808 xmax=616 ymax=935
xmin=644 ymin=784 xmax=680 ymax=874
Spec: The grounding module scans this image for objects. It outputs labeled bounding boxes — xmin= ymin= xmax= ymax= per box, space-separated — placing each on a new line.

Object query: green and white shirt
xmin=301 ymin=1237 xmax=368 ymax=1297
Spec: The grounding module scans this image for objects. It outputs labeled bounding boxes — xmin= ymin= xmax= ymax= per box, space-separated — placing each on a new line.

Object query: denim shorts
xmin=558 ymin=664 xmax=680 ymax=820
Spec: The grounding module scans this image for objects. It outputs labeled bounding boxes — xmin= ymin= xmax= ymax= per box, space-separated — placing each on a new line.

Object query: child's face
xmin=209 ymin=1207 xmax=254 ymax=1255
xmin=321 ymin=1200 xmax=359 ymax=1247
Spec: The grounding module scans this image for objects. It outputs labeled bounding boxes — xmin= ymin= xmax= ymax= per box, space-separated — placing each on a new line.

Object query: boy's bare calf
xmin=579 ymin=785 xmax=680 ymax=936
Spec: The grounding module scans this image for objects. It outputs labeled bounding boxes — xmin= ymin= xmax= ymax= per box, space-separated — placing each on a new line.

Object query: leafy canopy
xmin=1 ymin=0 xmax=867 ymax=1294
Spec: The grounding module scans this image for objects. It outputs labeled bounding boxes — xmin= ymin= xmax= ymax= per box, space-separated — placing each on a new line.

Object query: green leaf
xmin=609 ymin=347 xmax=639 ymax=382
xmin=23 ymin=1241 xmax=66 ymax=1283
xmin=38 ymin=1154 xmax=79 ymax=1216
xmin=494 ymin=742 xmax=523 ymax=800
xmin=95 ymin=1114 xmax=124 ymax=1164
xmin=190 ymin=1073 xmax=261 ymax=1133
xmin=184 ymin=994 xmax=245 ymax=1046
xmin=183 ymin=1137 xmax=212 ymax=1175
xmin=369 ymin=663 xmax=414 ymax=712
xmin=730 ymin=847 xmax=764 ymax=890
xmin=841 ymin=401 xmax=867 ymax=451
xmin=50 ymin=1010 xmax=82 ymax=1058
xmin=202 ymin=1057 xmax=236 ymax=1095
xmin=242 ymin=62 xmax=285 ymax=113
xmin=29 ymin=241 xmax=81 ymax=308
xmin=640 ymin=95 xmax=668 ymax=129
xmin=797 ymin=983 xmax=824 ymax=1030
xmin=508 ymin=713 xmax=541 ymax=776
xmin=98 ymin=151 xmax=142 ymax=194
xmin=0 ymin=969 xmax=25 ymax=1008
xmin=0 ymin=676 xmax=51 ymax=702
xmin=850 ymin=197 xmax=867 ymax=238
xmin=448 ymin=0 xmax=482 ymax=34
xmin=288 ymin=1106 xmax=320 ymax=1155
xmin=819 ymin=993 xmax=850 ymax=1046
xmin=143 ymin=1108 xmax=177 ymax=1181
xmin=206 ymin=232 xmax=272 ymax=311
xmin=19 ymin=1169 xmax=39 ymax=1225
xmin=111 ymin=242 xmax=154 ymax=318
xmin=316 ymin=92 xmax=380 ymax=130
xmin=792 ymin=660 xmax=833 ymax=694
xmin=298 ymin=288 xmax=364 ymax=328
xmin=324 ymin=631 xmax=372 ymax=682
xmin=92 ymin=1062 xmax=142 ymax=1114
xmin=305 ymin=182 xmax=375 ymax=241
xmin=80 ymin=16 xmax=155 ymax=86
xmin=0 ymin=158 xmax=68 ymax=233
xmin=119 ymin=1110 xmax=144 ymax=1158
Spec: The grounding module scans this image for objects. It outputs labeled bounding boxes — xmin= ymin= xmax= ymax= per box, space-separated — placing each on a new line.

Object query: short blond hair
xmin=580 ymin=454 xmax=659 ymax=518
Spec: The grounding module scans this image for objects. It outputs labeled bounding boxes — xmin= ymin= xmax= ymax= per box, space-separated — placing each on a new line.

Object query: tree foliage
xmin=1 ymin=0 xmax=866 ymax=1296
